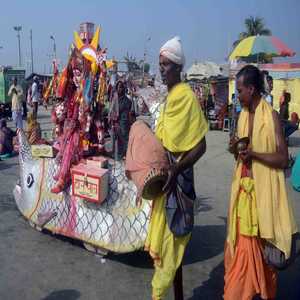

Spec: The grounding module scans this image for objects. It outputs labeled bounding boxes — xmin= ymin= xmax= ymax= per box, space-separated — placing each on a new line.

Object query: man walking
xmin=31 ymin=76 xmax=40 ymax=119
xmin=145 ymin=36 xmax=208 ymax=300
xmin=8 ymin=77 xmax=23 ymax=129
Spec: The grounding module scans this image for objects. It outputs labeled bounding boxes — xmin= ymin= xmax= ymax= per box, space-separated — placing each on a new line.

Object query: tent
xmin=186 ymin=61 xmax=227 ymax=81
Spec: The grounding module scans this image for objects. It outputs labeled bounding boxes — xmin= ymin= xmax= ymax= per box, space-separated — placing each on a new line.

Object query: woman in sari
xmin=224 ymin=65 xmax=298 ymax=300
xmin=145 ymin=36 xmax=208 ymax=300
xmin=109 ymin=80 xmax=135 ymax=160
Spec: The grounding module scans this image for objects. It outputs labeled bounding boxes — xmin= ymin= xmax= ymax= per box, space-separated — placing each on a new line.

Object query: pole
xmin=0 ymin=46 xmax=2 ymax=66
xmin=18 ymin=31 xmax=21 ymax=67
xmin=141 ymin=36 xmax=151 ymax=87
xmin=142 ymin=49 xmax=146 ymax=87
xmin=30 ymin=29 xmax=34 ymax=73
xmin=50 ymin=35 xmax=57 ymax=61
xmin=227 ymin=32 xmax=231 ymax=60
xmin=17 ymin=31 xmax=21 ymax=67
xmin=54 ymin=41 xmax=57 ymax=60
xmin=14 ymin=26 xmax=22 ymax=67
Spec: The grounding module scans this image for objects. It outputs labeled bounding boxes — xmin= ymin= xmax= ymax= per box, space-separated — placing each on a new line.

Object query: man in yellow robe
xmin=224 ymin=65 xmax=298 ymax=300
xmin=145 ymin=36 xmax=208 ymax=300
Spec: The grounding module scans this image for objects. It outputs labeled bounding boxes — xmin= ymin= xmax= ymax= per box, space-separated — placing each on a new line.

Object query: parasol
xmin=229 ymin=35 xmax=295 ymax=60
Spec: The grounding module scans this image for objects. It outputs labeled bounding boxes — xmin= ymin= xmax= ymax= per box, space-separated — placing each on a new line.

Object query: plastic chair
xmin=223 ymin=118 xmax=230 ymax=132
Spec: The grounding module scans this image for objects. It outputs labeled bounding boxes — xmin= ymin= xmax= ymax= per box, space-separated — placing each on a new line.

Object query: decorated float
xmin=13 ymin=23 xmax=166 ymax=255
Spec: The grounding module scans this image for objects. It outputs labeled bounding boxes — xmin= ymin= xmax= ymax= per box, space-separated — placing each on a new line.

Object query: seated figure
xmin=0 ymin=119 xmax=16 ymax=157
xmin=282 ymin=112 xmax=299 ymax=142
xmin=26 ymin=113 xmax=43 ymax=145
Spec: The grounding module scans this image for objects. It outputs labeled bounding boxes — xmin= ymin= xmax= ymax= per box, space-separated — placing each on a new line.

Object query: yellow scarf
xmin=227 ymin=99 xmax=298 ymax=258
xmin=155 ymin=82 xmax=208 ymax=152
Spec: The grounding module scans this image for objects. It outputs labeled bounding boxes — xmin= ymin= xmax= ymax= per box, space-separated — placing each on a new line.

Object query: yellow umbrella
xmin=229 ymin=35 xmax=295 ymax=60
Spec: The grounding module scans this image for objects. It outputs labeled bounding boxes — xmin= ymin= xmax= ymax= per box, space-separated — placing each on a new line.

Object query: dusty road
xmin=0 ymin=107 xmax=299 ymax=300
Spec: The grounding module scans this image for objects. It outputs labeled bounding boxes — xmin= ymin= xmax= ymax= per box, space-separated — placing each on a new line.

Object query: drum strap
xmin=165 ymin=151 xmax=195 ymax=237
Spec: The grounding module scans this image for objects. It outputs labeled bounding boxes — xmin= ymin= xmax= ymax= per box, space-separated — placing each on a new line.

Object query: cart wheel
xmin=29 ymin=220 xmax=42 ymax=232
xmin=83 ymin=242 xmax=108 ymax=256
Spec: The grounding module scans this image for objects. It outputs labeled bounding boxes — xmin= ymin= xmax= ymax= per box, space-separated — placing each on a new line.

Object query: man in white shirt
xmin=8 ymin=77 xmax=23 ymax=129
xmin=31 ymin=76 xmax=40 ymax=119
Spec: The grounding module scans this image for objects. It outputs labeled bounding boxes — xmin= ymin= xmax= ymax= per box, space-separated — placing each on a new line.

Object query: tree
xmin=233 ymin=16 xmax=272 ymax=63
xmin=233 ymin=16 xmax=272 ymax=47
xmin=124 ymin=53 xmax=141 ymax=73
xmin=143 ymin=63 xmax=150 ymax=74
xmin=124 ymin=54 xmax=150 ymax=75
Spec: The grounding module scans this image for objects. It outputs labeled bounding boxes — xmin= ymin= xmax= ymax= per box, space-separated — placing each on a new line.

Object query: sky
xmin=0 ymin=0 xmax=299 ymax=75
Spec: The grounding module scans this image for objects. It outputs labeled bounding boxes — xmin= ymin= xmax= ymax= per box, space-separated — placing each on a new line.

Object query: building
xmin=229 ymin=63 xmax=300 ymax=117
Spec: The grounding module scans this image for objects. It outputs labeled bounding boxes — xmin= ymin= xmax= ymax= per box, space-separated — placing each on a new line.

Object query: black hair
xmin=116 ymin=80 xmax=127 ymax=94
xmin=266 ymin=75 xmax=273 ymax=82
xmin=0 ymin=118 xmax=7 ymax=128
xmin=236 ymin=65 xmax=265 ymax=94
xmin=116 ymin=80 xmax=125 ymax=89
xmin=284 ymin=91 xmax=291 ymax=102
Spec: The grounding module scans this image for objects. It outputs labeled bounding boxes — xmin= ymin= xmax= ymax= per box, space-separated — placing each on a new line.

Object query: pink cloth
xmin=55 ymin=127 xmax=81 ymax=183
xmin=125 ymin=120 xmax=169 ymax=196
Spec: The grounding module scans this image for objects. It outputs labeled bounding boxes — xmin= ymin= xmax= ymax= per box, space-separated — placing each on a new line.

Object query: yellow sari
xmin=27 ymin=113 xmax=42 ymax=145
xmin=145 ymin=82 xmax=208 ymax=299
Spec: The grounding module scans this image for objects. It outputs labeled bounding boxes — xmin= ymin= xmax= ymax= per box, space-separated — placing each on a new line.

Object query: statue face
xmin=73 ymin=69 xmax=82 ymax=88
xmin=69 ymin=48 xmax=85 ymax=88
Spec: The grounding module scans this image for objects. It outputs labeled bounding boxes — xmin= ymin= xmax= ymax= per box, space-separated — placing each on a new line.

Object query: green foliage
xmin=124 ymin=53 xmax=141 ymax=73
xmin=143 ymin=63 xmax=150 ymax=73
xmin=124 ymin=53 xmax=150 ymax=74
xmin=233 ymin=16 xmax=273 ymax=63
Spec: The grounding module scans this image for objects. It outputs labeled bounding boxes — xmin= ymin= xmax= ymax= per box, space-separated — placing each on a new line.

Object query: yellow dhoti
xmin=145 ymin=195 xmax=190 ymax=299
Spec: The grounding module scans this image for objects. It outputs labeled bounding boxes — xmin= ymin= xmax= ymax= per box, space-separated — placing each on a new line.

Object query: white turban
xmin=160 ymin=36 xmax=185 ymax=66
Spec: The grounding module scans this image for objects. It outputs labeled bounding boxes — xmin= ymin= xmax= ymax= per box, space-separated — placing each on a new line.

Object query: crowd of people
xmin=0 ymin=30 xmax=299 ymax=300
xmin=0 ymin=75 xmax=44 ymax=158
xmin=190 ymin=67 xmax=300 ymax=145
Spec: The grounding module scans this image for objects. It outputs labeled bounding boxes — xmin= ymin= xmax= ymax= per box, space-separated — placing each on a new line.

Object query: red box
xmin=86 ymin=156 xmax=109 ymax=169
xmin=71 ymin=163 xmax=109 ymax=204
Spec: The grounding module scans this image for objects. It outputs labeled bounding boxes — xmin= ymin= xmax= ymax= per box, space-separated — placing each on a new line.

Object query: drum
xmin=125 ymin=120 xmax=169 ymax=200
xmin=234 ymin=137 xmax=250 ymax=155
xmin=142 ymin=168 xmax=168 ymax=200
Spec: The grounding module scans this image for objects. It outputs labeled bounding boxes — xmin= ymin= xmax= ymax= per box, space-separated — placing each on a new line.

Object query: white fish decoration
xmin=13 ymin=83 xmax=164 ymax=254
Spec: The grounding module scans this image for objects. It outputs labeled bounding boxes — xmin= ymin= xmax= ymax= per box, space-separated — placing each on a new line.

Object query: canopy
xmin=229 ymin=35 xmax=295 ymax=61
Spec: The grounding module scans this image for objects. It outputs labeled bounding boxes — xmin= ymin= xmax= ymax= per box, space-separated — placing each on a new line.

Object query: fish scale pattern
xmin=16 ymin=130 xmax=151 ymax=253
xmin=15 ymin=88 xmax=167 ymax=253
